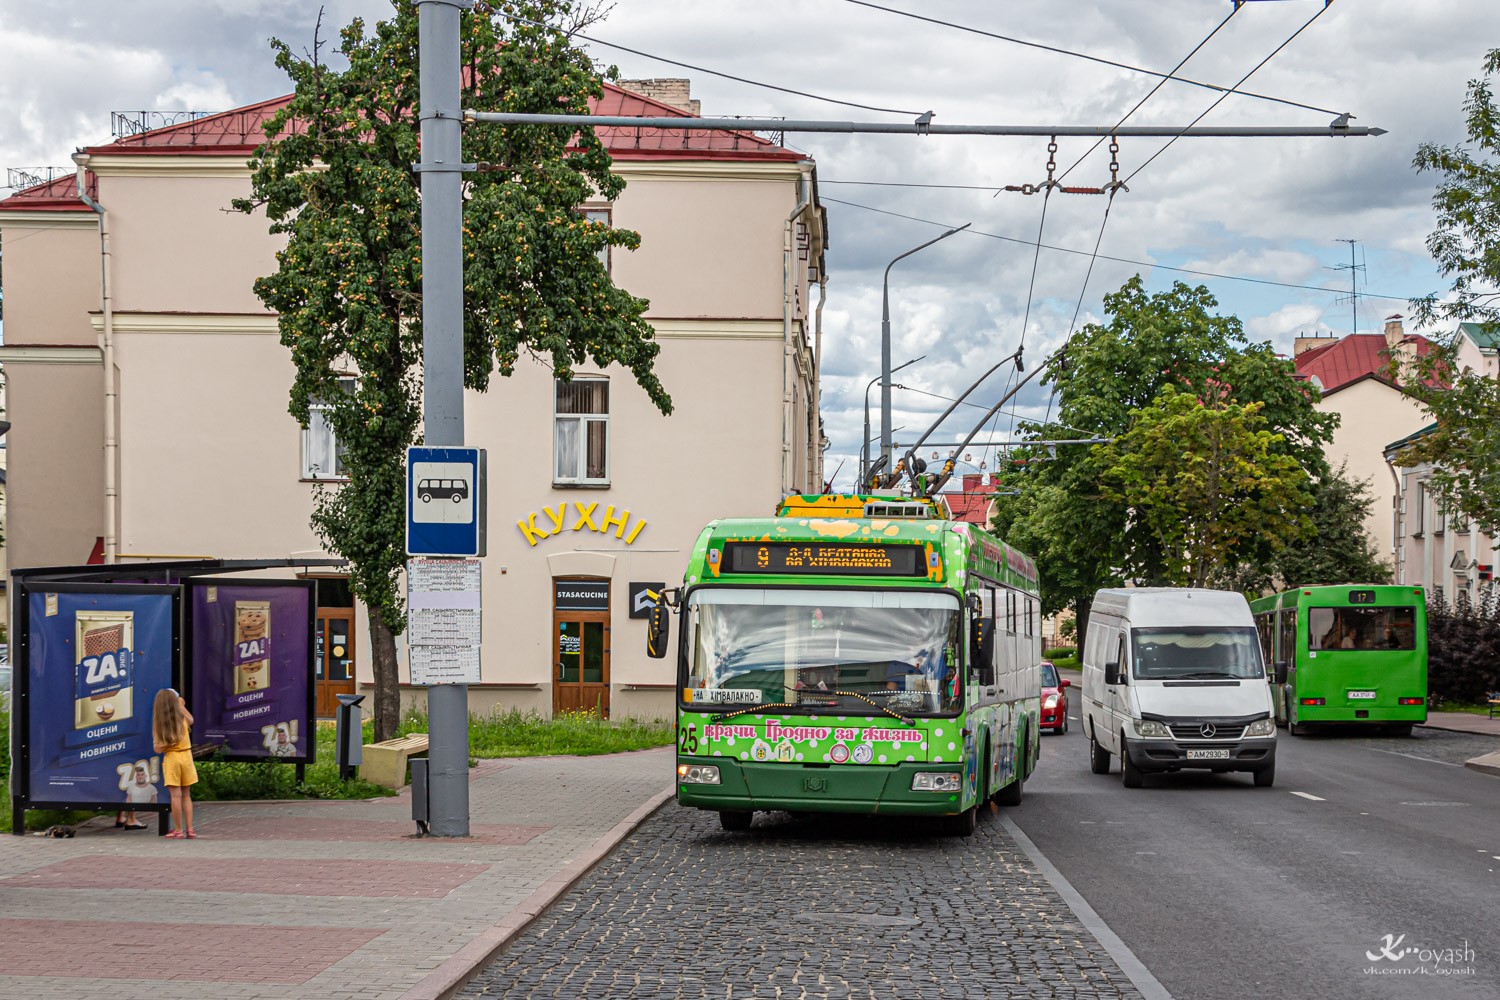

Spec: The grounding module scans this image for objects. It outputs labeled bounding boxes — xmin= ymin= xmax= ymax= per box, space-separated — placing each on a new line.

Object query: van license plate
xmin=1348 ymin=691 xmax=1377 ymax=700
xmin=1186 ymin=749 xmax=1230 ymax=759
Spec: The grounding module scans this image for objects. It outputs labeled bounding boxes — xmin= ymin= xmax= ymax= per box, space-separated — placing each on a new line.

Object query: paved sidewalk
xmin=1419 ymin=710 xmax=1500 ymax=737
xmin=0 ymin=748 xmax=672 ymax=999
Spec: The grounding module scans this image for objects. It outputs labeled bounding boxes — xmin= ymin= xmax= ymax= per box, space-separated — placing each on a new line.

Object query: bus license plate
xmin=1348 ymin=690 xmax=1377 ymax=700
xmin=1186 ymin=749 xmax=1230 ymax=759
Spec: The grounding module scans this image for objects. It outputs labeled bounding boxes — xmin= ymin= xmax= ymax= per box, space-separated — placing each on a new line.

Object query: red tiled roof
xmin=1293 ymin=333 xmax=1434 ymax=393
xmin=0 ymin=83 xmax=799 ymax=214
xmin=945 ymin=493 xmax=994 ymax=526
xmin=0 ymin=170 xmax=96 ymax=213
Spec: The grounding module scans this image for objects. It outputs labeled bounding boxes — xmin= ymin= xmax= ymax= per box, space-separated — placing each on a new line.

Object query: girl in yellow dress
xmin=152 ymin=689 xmax=198 ymax=839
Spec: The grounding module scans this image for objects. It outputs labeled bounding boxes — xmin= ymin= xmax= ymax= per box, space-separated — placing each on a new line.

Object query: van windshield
xmin=1131 ymin=627 xmax=1263 ymax=680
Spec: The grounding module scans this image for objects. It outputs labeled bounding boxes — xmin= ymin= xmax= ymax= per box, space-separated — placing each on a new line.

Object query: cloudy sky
xmin=2 ymin=0 xmax=1494 ymax=490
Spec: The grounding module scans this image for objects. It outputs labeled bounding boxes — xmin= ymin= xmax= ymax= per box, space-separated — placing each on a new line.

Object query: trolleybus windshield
xmin=683 ymin=589 xmax=961 ymax=715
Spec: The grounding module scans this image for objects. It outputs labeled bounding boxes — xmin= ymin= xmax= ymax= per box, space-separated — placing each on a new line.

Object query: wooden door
xmin=552 ymin=578 xmax=610 ymax=718
xmin=315 ymin=610 xmax=356 ymax=718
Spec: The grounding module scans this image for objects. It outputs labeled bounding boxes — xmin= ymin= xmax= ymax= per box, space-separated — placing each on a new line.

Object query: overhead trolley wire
xmin=818 ymin=196 xmax=1417 ymax=303
xmin=1123 ymin=2 xmax=1338 ymax=186
xmin=486 ymin=6 xmax=926 ymax=116
xmin=839 ymin=0 xmax=1342 ymax=117
xmin=1057 ymin=6 xmax=1239 ymax=183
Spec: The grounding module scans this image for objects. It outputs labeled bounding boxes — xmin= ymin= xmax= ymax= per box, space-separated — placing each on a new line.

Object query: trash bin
xmin=335 ymin=694 xmax=366 ymax=781
xmin=410 ymin=757 xmax=430 ymax=834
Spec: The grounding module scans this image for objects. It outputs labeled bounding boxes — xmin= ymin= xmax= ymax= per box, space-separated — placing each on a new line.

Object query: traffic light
xmin=1478 ymin=564 xmax=1493 ymax=582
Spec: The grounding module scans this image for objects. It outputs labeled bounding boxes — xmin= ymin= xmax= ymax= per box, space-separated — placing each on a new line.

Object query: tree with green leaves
xmin=234 ymin=1 xmax=670 ymax=740
xmin=1394 ymin=48 xmax=1500 ymax=536
xmin=992 ymin=277 xmax=1335 ymax=649
xmin=1096 ymin=388 xmax=1312 ymax=588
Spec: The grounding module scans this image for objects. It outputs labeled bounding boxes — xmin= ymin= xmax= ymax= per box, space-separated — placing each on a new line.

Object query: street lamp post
xmin=880 ymin=224 xmax=971 ymax=468
xmin=862 ymin=355 xmax=923 ymax=485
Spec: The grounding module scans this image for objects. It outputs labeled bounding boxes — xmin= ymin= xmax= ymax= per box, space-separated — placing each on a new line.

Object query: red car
xmin=1040 ymin=660 xmax=1072 ymax=734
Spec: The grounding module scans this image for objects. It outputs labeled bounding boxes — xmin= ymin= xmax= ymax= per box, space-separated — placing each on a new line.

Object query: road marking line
xmin=1290 ymin=791 xmax=1325 ymax=801
xmin=1492 ymin=856 xmax=1500 ymax=861
xmin=1365 ymin=747 xmax=1462 ymax=767
xmin=1001 ymin=816 xmax=1175 ymax=1000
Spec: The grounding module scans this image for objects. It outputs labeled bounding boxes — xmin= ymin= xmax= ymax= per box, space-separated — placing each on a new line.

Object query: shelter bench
xmin=361 ymin=733 xmax=430 ymax=789
xmin=1489 ymin=694 xmax=1500 ymax=720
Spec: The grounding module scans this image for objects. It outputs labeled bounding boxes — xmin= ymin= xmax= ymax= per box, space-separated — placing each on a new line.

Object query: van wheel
xmin=1089 ymin=734 xmax=1111 ymax=775
xmin=719 ymin=810 xmax=753 ymax=831
xmin=1120 ymin=737 xmax=1144 ymax=788
xmin=1253 ymin=763 xmax=1275 ymax=788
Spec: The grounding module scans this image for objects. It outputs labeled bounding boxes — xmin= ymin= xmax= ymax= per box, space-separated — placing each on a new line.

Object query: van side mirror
xmin=1104 ymin=660 xmax=1125 ymax=685
xmin=971 ymin=618 xmax=995 ymax=685
xmin=1274 ymin=660 xmax=1288 ymax=685
xmin=646 ymin=594 xmax=670 ymax=659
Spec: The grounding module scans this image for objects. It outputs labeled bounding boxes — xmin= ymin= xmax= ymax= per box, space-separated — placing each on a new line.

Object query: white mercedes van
xmin=1081 ymin=588 xmax=1278 ymax=788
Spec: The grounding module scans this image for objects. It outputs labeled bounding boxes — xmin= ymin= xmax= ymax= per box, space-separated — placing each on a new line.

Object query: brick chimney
xmin=618 ymin=78 xmax=700 ymax=115
xmin=1384 ymin=314 xmax=1405 ymax=351
xmin=1295 ymin=333 xmax=1335 ymax=355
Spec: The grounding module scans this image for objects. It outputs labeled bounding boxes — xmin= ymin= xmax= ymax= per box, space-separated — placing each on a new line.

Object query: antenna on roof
xmin=1328 ymin=239 xmax=1365 ymax=336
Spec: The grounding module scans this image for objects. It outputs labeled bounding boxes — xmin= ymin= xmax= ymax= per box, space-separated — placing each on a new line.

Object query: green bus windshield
xmin=683 ymin=588 xmax=962 ymax=716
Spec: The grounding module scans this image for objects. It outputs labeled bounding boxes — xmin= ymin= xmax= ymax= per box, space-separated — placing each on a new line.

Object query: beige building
xmin=1384 ymin=322 xmax=1499 ymax=604
xmin=0 ymin=80 xmax=829 ymax=720
xmin=1293 ymin=315 xmax=1432 ymax=572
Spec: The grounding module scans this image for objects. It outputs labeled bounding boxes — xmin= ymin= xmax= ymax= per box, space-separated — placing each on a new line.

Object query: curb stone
xmin=1463 ymin=750 xmax=1500 ymax=777
xmin=397 ymin=783 xmax=675 ymax=1000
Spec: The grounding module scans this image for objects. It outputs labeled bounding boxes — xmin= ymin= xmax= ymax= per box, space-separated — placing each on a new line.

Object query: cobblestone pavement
xmin=459 ymin=804 xmax=1148 ymax=1000
xmin=0 ymin=749 xmax=671 ymax=999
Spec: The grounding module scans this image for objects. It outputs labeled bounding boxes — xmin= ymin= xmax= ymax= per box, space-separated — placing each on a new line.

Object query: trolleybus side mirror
xmin=971 ymin=618 xmax=995 ymax=685
xmin=1273 ymin=660 xmax=1288 ymax=685
xmin=646 ymin=593 xmax=670 ymax=659
xmin=1104 ymin=660 xmax=1124 ymax=685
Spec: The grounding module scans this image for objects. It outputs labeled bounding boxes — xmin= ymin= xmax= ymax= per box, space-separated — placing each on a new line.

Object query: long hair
xmin=152 ymin=689 xmax=187 ymax=748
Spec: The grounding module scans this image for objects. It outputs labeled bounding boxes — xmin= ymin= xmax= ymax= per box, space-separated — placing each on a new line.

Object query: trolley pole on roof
xmin=417 ymin=0 xmax=471 ymax=838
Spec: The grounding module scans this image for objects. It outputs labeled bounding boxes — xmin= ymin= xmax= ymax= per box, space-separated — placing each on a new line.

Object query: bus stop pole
xmin=416 ymin=0 xmax=471 ymax=838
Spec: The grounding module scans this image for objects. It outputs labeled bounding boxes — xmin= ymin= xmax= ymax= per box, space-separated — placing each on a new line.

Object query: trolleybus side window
xmin=1277 ymin=609 xmax=1296 ymax=663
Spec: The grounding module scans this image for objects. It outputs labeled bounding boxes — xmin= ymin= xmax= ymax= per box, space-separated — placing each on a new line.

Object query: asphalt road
xmin=1013 ymin=713 xmax=1500 ymax=1000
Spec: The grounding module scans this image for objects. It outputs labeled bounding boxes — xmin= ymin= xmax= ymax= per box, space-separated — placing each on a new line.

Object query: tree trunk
xmin=369 ymin=615 xmax=401 ymax=743
xmin=1074 ymin=598 xmax=1092 ymax=659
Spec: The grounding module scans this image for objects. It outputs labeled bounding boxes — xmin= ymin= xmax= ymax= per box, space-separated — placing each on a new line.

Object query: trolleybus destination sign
xmin=723 ymin=542 xmax=924 ymax=576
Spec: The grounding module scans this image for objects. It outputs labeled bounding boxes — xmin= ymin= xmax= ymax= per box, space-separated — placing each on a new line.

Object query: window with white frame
xmin=584 ymin=209 xmax=611 ymax=273
xmin=554 ymin=377 xmax=609 ymax=485
xmin=302 ymin=378 xmax=355 ymax=480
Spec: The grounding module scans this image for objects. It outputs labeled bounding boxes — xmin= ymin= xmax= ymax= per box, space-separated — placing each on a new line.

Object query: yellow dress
xmin=161 ymin=727 xmax=198 ymax=787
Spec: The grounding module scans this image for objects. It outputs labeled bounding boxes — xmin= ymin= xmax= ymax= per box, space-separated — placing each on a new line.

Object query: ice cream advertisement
xmin=187 ymin=581 xmax=314 ymax=762
xmin=25 ymin=587 xmax=176 ymax=807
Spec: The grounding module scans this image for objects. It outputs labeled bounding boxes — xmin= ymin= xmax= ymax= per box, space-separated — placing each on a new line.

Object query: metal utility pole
xmin=881 ymin=226 xmax=969 ymax=468
xmin=862 ymin=356 xmax=922 ymax=483
xmin=416 ymin=0 xmax=470 ymax=838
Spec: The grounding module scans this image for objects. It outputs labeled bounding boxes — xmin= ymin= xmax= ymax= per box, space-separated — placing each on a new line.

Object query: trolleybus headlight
xmin=1244 ymin=718 xmax=1276 ymax=738
xmin=677 ymin=764 xmax=721 ymax=785
xmin=911 ymin=772 xmax=961 ymax=792
xmin=1133 ymin=719 xmax=1171 ymax=739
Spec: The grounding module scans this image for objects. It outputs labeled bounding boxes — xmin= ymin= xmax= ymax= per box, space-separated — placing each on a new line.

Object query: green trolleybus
xmin=1250 ymin=585 xmax=1428 ymax=736
xmin=647 ymin=493 xmax=1042 ymax=836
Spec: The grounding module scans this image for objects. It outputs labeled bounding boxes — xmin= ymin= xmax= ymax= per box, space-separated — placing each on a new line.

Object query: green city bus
xmin=1249 ymin=585 xmax=1428 ymax=736
xmin=647 ymin=493 xmax=1042 ymax=836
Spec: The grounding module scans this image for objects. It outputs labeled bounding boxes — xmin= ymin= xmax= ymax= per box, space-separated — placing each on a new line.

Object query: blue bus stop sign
xmin=406 ymin=446 xmax=487 ymax=557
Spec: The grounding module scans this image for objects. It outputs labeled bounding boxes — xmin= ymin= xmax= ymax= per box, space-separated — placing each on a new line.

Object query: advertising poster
xmin=25 ymin=586 xmax=177 ymax=809
xmin=187 ymin=581 xmax=315 ymax=762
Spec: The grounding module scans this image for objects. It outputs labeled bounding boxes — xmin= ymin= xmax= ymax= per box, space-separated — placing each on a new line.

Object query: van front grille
xmin=1168 ymin=723 xmax=1245 ymax=741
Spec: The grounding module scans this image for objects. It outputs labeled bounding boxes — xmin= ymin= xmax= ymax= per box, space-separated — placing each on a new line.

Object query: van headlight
xmin=1133 ymin=719 xmax=1171 ymax=739
xmin=677 ymin=764 xmax=720 ymax=784
xmin=1244 ymin=718 xmax=1276 ymax=738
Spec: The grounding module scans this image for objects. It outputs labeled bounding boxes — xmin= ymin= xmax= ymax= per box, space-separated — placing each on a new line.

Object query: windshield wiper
xmin=1171 ymin=671 xmax=1241 ymax=679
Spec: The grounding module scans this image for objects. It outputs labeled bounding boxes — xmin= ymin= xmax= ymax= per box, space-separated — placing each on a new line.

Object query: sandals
xmin=185 ymin=830 xmax=198 ymax=839
xmin=123 ymin=823 xmax=148 ymax=831
xmin=164 ymin=830 xmax=186 ymax=839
